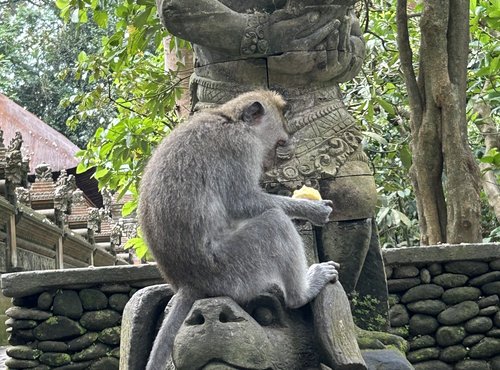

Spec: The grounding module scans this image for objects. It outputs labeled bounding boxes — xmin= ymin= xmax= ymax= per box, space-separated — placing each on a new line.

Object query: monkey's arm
xmin=232 ymin=192 xmax=332 ymax=226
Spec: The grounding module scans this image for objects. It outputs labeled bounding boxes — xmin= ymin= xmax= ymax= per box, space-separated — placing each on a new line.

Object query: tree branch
xmin=395 ymin=0 xmax=423 ymax=127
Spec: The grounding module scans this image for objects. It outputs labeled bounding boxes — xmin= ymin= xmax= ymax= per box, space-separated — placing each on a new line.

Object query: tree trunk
xmin=396 ymin=0 xmax=482 ymax=244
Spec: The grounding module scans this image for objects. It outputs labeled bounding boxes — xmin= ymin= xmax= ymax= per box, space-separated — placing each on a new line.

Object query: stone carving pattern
xmin=35 ymin=163 xmax=53 ymax=182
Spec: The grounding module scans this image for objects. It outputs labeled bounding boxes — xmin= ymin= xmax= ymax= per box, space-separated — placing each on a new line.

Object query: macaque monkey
xmin=139 ymin=90 xmax=339 ymax=370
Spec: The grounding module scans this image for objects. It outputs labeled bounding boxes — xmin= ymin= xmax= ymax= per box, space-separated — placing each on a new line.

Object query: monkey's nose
xmin=184 ymin=299 xmax=247 ymax=327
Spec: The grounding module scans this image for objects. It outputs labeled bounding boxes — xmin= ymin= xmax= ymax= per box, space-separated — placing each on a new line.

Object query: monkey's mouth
xmin=201 ymin=360 xmax=272 ymax=370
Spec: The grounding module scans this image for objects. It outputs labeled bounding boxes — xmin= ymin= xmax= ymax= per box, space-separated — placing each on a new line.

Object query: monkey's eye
xmin=252 ymin=306 xmax=276 ymax=326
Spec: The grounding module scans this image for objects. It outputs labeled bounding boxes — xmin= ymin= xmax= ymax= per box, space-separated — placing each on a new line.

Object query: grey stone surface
xmin=478 ymin=294 xmax=499 ymax=308
xmin=88 ymin=356 xmax=119 ymax=370
xmin=409 ymin=335 xmax=435 ymax=350
xmin=71 ymin=343 xmax=109 ymax=361
xmin=98 ymin=326 xmax=120 ymax=345
xmin=487 ymin=328 xmax=500 ymax=337
xmin=406 ymin=299 xmax=446 ymax=315
xmin=455 ymin=359 xmax=490 ymax=370
xmin=435 ymin=326 xmax=466 ymax=346
xmin=108 ymin=294 xmax=129 ymax=312
xmin=483 ymin=281 xmax=500 ymax=295
xmin=53 ymin=291 xmax=83 ymax=320
xmin=401 ymin=284 xmax=444 ymax=304
xmin=79 ymin=289 xmax=108 ymax=311
xmin=9 ymin=319 xmax=37 ymax=330
xmin=383 ymin=244 xmax=500 ymax=266
xmin=100 ymin=283 xmax=131 ymax=294
xmin=427 ymin=263 xmax=443 ymax=276
xmin=495 ymin=311 xmax=500 ymax=327
xmin=468 ymin=271 xmax=500 ymax=286
xmin=439 ymin=345 xmax=467 ymax=363
xmin=6 ymin=345 xmax=41 ymax=360
xmin=5 ymin=357 xmax=40 ymax=368
xmin=51 ymin=361 xmax=93 ymax=370
xmin=120 ymin=284 xmax=174 ymax=370
xmin=444 ymin=261 xmax=490 ymax=277
xmin=420 ymin=269 xmax=431 ymax=284
xmin=469 ymin=337 xmax=500 ymax=358
xmin=66 ymin=332 xmax=99 ymax=352
xmin=388 ymin=278 xmax=420 ymax=293
xmin=464 ymin=316 xmax=493 ymax=333
xmin=491 ymin=355 xmax=500 ymax=370
xmin=33 ymin=316 xmax=86 ymax=341
xmin=463 ymin=334 xmax=485 ymax=347
xmin=361 ymin=349 xmax=414 ymax=370
xmin=432 ymin=273 xmax=469 ymax=288
xmin=413 ymin=360 xmax=452 ymax=370
xmin=441 ymin=287 xmax=481 ymax=305
xmin=79 ymin=310 xmax=121 ymax=331
xmin=491 ymin=258 xmax=500 ymax=270
xmin=37 ymin=292 xmax=54 ymax=311
xmin=409 ymin=314 xmax=439 ymax=335
xmin=406 ymin=347 xmax=440 ymax=363
xmin=39 ymin=352 xmax=71 ymax=366
xmin=437 ymin=301 xmax=479 ymax=325
xmin=5 ymin=306 xmax=52 ymax=321
xmin=1 ymin=264 xmax=161 ymax=298
xmin=37 ymin=341 xmax=68 ymax=352
xmin=389 ymin=304 xmax=409 ymax=327
xmin=393 ymin=266 xmax=420 ymax=278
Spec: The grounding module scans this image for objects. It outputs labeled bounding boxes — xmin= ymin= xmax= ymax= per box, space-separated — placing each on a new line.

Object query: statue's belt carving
xmin=191 ymin=74 xmax=365 ymax=184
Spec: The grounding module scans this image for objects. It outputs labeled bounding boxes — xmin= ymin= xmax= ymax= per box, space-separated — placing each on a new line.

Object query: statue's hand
xmin=266 ymin=9 xmax=340 ymax=53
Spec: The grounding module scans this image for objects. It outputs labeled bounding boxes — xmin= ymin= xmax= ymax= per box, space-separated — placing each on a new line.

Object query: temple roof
xmin=0 ymin=93 xmax=80 ymax=172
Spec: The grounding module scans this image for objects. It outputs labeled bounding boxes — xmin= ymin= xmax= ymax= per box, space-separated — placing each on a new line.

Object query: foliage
xmin=349 ymin=292 xmax=387 ymax=332
xmin=345 ymin=0 xmax=500 ymax=247
xmin=0 ymin=0 xmax=113 ymax=147
xmin=60 ymin=0 xmax=190 ymax=253
xmin=62 ymin=0 xmax=499 ymax=253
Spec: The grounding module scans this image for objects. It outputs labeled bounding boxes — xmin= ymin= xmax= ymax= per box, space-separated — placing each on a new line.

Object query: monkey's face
xmin=251 ymin=104 xmax=291 ymax=171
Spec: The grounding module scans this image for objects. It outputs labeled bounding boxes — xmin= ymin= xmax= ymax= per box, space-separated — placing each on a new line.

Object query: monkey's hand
xmin=306 ymin=199 xmax=333 ymax=226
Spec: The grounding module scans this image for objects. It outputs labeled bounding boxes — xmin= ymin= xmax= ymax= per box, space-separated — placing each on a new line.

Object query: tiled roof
xmin=0 ymin=93 xmax=80 ymax=172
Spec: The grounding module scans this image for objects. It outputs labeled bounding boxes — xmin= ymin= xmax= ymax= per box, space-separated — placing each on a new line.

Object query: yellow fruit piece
xmin=292 ymin=185 xmax=322 ymax=200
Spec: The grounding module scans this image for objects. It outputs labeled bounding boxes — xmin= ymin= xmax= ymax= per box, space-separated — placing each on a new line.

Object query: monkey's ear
xmin=241 ymin=101 xmax=265 ymax=125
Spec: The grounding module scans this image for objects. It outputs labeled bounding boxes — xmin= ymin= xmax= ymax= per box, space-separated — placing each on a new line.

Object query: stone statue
xmin=5 ymin=132 xmax=28 ymax=204
xmin=35 ymin=163 xmax=53 ymax=182
xmin=54 ymin=169 xmax=77 ymax=227
xmin=157 ymin=0 xmax=388 ymax=322
xmin=121 ymin=284 xmax=412 ymax=370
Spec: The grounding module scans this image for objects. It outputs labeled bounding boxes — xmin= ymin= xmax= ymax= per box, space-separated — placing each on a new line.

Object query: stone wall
xmin=0 ymin=265 xmax=163 ymax=369
xmin=384 ymin=243 xmax=500 ymax=370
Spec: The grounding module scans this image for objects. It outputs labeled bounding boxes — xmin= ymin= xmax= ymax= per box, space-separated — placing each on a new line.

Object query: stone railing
xmin=384 ymin=243 xmax=500 ymax=370
xmin=1 ymin=264 xmax=163 ymax=369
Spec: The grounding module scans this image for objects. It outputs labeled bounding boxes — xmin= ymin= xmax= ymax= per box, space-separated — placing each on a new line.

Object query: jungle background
xmin=0 ymin=0 xmax=498 ymax=258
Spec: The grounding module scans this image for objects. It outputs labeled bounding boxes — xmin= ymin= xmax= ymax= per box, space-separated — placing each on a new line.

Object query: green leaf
xmin=93 ymin=10 xmax=108 ymax=28
xmin=55 ymin=0 xmax=69 ymax=10
xmin=122 ymin=199 xmax=137 ymax=216
xmin=77 ymin=51 xmax=88 ymax=63
xmin=399 ymin=145 xmax=412 ymax=169
xmin=374 ymin=96 xmax=395 ymax=116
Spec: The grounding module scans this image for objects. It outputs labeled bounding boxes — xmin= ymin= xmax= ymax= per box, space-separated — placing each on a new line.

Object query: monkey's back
xmin=139 ymin=112 xmax=261 ymax=288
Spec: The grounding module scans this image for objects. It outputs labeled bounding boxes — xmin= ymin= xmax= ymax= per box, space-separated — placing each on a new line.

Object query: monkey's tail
xmin=145 ymin=287 xmax=198 ymax=370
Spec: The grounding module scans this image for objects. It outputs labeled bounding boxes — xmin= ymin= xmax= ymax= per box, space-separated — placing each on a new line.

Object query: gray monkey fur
xmin=139 ymin=90 xmax=339 ymax=370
